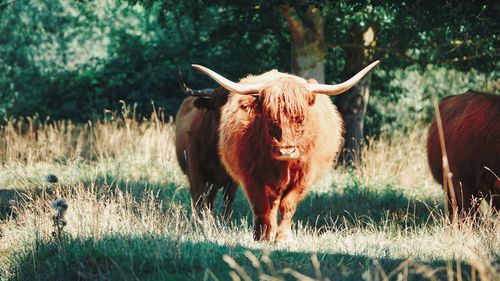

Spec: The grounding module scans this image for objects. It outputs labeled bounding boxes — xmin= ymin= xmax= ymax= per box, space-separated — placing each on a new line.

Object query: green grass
xmin=0 ymin=116 xmax=498 ymax=280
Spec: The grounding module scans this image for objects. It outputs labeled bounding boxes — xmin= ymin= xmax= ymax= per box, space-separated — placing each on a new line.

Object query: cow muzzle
xmin=272 ymin=146 xmax=300 ymax=160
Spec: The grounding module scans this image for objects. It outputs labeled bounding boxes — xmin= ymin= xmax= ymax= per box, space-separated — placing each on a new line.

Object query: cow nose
xmin=272 ymin=146 xmax=299 ymax=159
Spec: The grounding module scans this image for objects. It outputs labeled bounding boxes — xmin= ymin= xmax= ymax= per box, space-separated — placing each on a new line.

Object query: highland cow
xmin=175 ymin=74 xmax=238 ymax=221
xmin=427 ymin=90 xmax=500 ymax=218
xmin=193 ymin=61 xmax=379 ymax=242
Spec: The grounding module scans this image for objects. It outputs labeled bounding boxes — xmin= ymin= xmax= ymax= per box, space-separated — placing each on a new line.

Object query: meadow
xmin=0 ymin=109 xmax=498 ymax=281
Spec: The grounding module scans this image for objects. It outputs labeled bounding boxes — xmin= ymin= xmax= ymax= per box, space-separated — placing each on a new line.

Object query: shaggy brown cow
xmin=427 ymin=90 xmax=500 ymax=219
xmin=192 ymin=61 xmax=379 ymax=242
xmin=175 ymin=76 xmax=238 ymax=221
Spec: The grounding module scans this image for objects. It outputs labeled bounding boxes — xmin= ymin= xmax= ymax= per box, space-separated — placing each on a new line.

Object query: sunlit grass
xmin=0 ymin=112 xmax=498 ymax=280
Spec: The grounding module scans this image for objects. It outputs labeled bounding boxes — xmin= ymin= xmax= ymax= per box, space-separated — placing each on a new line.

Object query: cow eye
xmin=255 ymin=96 xmax=263 ymax=113
xmin=269 ymin=122 xmax=282 ymax=141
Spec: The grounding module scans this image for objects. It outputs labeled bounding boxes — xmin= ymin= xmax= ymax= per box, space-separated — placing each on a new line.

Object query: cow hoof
xmin=274 ymin=231 xmax=294 ymax=245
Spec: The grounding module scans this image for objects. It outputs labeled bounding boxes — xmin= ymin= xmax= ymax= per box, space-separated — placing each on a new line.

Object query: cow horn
xmin=178 ymin=67 xmax=215 ymax=96
xmin=192 ymin=64 xmax=263 ymax=95
xmin=306 ymin=60 xmax=380 ymax=95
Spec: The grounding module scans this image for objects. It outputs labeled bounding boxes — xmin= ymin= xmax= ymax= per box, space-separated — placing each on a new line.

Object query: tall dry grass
xmin=0 ymin=105 xmax=185 ymax=189
xmin=0 ymin=112 xmax=499 ymax=280
xmin=1 ymin=106 xmax=175 ymax=165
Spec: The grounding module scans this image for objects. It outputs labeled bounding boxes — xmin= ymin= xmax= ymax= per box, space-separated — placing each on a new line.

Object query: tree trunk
xmin=336 ymin=24 xmax=377 ymax=168
xmin=282 ymin=7 xmax=377 ymax=168
xmin=281 ymin=5 xmax=325 ymax=83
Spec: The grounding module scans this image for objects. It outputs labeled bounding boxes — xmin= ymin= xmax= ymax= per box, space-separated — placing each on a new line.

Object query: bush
xmin=366 ymin=65 xmax=500 ymax=137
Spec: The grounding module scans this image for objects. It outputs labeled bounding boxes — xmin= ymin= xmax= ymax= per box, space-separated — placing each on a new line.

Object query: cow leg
xmin=221 ymin=180 xmax=238 ymax=223
xmin=492 ymin=179 xmax=500 ymax=212
xmin=187 ymin=169 xmax=214 ymax=219
xmin=275 ymin=185 xmax=305 ymax=243
xmin=189 ymin=184 xmax=210 ymax=218
xmin=253 ymin=199 xmax=279 ymax=241
xmin=483 ymin=193 xmax=500 ymax=215
xmin=205 ymin=183 xmax=219 ymax=216
xmin=246 ymin=184 xmax=279 ymax=241
xmin=451 ymin=178 xmax=479 ymax=221
xmin=480 ymin=176 xmax=500 ymax=214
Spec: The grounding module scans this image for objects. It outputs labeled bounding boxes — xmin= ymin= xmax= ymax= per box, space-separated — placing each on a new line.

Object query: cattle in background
xmin=193 ymin=61 xmax=379 ymax=242
xmin=427 ymin=90 xmax=500 ymax=218
xmin=175 ymin=71 xmax=238 ymax=221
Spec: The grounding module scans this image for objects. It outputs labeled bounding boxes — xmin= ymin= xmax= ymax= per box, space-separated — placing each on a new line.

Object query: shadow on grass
xmin=82 ymin=174 xmax=444 ymax=230
xmin=0 ymin=189 xmax=21 ymax=219
xmin=0 ymin=176 xmax=482 ymax=280
xmin=0 ymin=188 xmax=43 ymax=220
xmin=76 ymin=174 xmax=252 ymax=221
xmin=0 ymin=173 xmax=443 ymax=229
xmin=295 ymin=184 xmax=443 ymax=230
xmin=7 ymin=235 xmax=479 ymax=281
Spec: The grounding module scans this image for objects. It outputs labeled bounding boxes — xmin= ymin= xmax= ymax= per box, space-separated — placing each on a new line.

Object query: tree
xmin=136 ymin=0 xmax=497 ymax=166
xmin=3 ymin=0 xmax=498 ymax=153
xmin=281 ymin=5 xmax=325 ymax=82
xmin=335 ymin=22 xmax=378 ymax=166
xmin=278 ymin=1 xmax=499 ymax=166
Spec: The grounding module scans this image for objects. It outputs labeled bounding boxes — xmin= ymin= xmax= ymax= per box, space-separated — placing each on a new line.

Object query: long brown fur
xmin=175 ymin=88 xmax=238 ymax=221
xmin=427 ymin=90 xmax=500 ymax=218
xmin=218 ymin=70 xmax=344 ymax=242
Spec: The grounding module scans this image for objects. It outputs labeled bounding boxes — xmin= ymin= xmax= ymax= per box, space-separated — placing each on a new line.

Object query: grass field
xmin=0 ymin=112 xmax=498 ymax=281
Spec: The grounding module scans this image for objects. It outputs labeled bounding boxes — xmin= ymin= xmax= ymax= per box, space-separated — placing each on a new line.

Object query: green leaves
xmin=0 ymin=0 xmax=498 ymax=135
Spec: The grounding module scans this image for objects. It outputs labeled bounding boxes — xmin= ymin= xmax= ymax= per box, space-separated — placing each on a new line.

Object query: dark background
xmin=1 ymin=0 xmax=499 ymax=137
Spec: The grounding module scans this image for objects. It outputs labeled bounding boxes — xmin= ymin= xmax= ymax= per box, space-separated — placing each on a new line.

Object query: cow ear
xmin=193 ymin=97 xmax=213 ymax=110
xmin=212 ymin=89 xmax=230 ymax=109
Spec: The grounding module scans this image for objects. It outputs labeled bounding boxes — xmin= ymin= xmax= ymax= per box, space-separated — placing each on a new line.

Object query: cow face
xmin=191 ymin=62 xmax=380 ymax=160
xmin=258 ymin=78 xmax=316 ymax=161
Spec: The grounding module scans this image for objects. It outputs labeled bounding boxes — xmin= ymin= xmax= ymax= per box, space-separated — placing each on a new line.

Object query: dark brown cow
xmin=427 ymin=90 xmax=500 ymax=218
xmin=175 ymin=76 xmax=238 ymax=221
xmin=192 ymin=61 xmax=379 ymax=242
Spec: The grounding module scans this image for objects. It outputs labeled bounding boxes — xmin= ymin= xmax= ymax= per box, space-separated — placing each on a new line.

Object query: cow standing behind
xmin=192 ymin=61 xmax=379 ymax=242
xmin=427 ymin=90 xmax=500 ymax=219
xmin=175 ymin=79 xmax=238 ymax=221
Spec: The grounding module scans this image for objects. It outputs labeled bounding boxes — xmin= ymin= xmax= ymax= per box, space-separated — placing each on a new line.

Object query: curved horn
xmin=178 ymin=66 xmax=215 ymax=96
xmin=192 ymin=64 xmax=263 ymax=95
xmin=307 ymin=60 xmax=380 ymax=95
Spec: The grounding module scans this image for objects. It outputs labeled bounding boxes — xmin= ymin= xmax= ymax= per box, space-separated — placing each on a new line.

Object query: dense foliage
xmin=1 ymin=0 xmax=499 ymax=135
